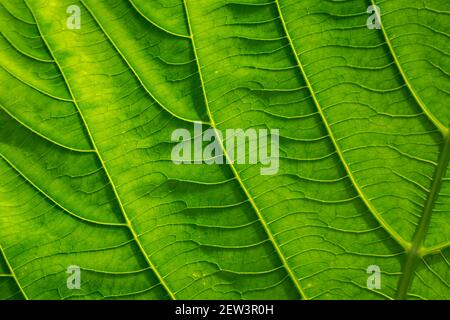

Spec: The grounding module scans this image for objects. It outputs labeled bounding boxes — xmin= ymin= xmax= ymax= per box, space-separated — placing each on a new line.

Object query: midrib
xmin=396 ymin=134 xmax=450 ymax=299
xmin=370 ymin=0 xmax=449 ymax=299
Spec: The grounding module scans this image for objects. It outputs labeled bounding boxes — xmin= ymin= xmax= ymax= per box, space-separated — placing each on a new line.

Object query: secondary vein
xmin=274 ymin=0 xmax=409 ymax=251
xmin=0 ymin=245 xmax=28 ymax=300
xmin=80 ymin=0 xmax=207 ymax=126
xmin=24 ymin=0 xmax=176 ymax=300
xmin=182 ymin=0 xmax=307 ymax=300
xmin=370 ymin=0 xmax=450 ymax=299
xmin=370 ymin=0 xmax=447 ymax=135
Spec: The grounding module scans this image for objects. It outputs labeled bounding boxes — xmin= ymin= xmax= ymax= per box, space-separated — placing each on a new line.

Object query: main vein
xmin=274 ymin=0 xmax=409 ymax=253
xmin=182 ymin=0 xmax=307 ymax=300
xmin=24 ymin=0 xmax=176 ymax=300
xmin=396 ymin=135 xmax=450 ymax=299
xmin=370 ymin=0 xmax=450 ymax=299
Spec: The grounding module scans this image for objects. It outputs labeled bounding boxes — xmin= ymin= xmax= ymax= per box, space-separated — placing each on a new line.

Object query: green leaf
xmin=0 ymin=0 xmax=449 ymax=300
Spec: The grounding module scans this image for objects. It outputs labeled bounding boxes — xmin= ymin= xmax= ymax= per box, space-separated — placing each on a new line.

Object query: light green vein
xmin=370 ymin=0 xmax=450 ymax=299
xmin=370 ymin=0 xmax=447 ymax=135
xmin=0 ymin=103 xmax=95 ymax=153
xmin=1 ymin=32 xmax=54 ymax=63
xmin=80 ymin=0 xmax=207 ymax=126
xmin=274 ymin=0 xmax=410 ymax=251
xmin=1 ymin=65 xmax=73 ymax=102
xmin=0 ymin=245 xmax=28 ymax=300
xmin=182 ymin=0 xmax=307 ymax=300
xmin=127 ymin=0 xmax=191 ymax=39
xmin=0 ymin=154 xmax=126 ymax=227
xmin=24 ymin=0 xmax=176 ymax=300
xmin=420 ymin=242 xmax=450 ymax=256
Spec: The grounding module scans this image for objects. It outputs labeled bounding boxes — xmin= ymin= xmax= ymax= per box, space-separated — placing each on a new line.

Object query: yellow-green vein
xmin=274 ymin=0 xmax=410 ymax=252
xmin=24 ymin=0 xmax=176 ymax=300
xmin=0 ymin=245 xmax=28 ymax=300
xmin=182 ymin=0 xmax=307 ymax=300
xmin=370 ymin=0 xmax=450 ymax=299
xmin=80 ymin=0 xmax=207 ymax=126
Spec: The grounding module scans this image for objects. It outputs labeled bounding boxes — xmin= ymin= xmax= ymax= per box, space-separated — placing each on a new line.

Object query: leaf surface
xmin=0 ymin=0 xmax=449 ymax=300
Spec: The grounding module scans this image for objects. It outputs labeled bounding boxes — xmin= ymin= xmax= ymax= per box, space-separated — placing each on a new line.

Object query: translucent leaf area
xmin=0 ymin=0 xmax=449 ymax=300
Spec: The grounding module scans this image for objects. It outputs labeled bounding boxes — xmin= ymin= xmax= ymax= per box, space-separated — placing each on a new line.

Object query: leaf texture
xmin=0 ymin=0 xmax=449 ymax=300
